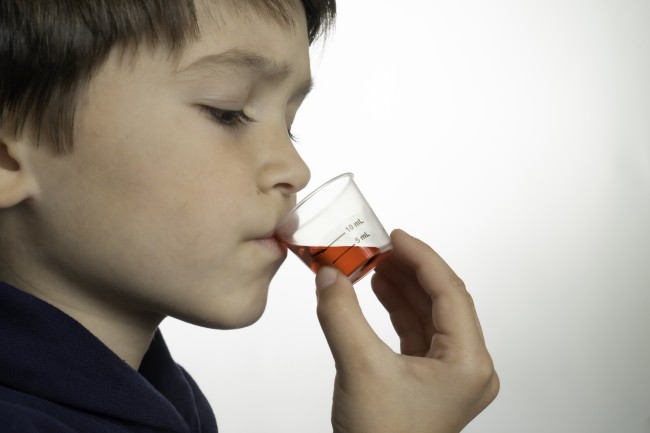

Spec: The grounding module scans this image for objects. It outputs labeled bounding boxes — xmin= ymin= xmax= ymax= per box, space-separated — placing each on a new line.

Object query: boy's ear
xmin=0 ymin=137 xmax=38 ymax=208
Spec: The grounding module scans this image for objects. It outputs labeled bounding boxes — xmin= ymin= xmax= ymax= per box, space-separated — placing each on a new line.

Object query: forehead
xmin=177 ymin=0 xmax=311 ymax=75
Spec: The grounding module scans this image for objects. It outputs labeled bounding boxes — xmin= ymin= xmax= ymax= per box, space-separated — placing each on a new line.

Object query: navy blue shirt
xmin=0 ymin=281 xmax=218 ymax=433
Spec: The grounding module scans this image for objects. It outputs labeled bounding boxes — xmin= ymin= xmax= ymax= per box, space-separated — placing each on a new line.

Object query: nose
xmin=256 ymin=127 xmax=311 ymax=196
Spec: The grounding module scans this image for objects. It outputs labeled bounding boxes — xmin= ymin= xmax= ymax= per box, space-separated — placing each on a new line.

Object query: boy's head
xmin=0 ymin=0 xmax=335 ymax=333
xmin=0 ymin=0 xmax=335 ymax=153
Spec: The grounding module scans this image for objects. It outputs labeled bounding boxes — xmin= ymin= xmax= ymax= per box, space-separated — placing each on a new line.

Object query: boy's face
xmin=13 ymin=2 xmax=312 ymax=328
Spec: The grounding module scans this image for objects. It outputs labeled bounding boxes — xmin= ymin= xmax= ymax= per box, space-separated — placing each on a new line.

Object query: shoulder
xmin=0 ymin=400 xmax=76 ymax=433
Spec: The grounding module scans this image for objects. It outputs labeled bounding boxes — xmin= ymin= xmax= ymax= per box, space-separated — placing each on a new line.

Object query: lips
xmin=252 ymin=206 xmax=295 ymax=257
xmin=252 ymin=236 xmax=287 ymax=258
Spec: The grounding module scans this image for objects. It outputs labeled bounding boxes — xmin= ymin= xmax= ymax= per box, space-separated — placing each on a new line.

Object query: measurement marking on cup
xmin=311 ymin=224 xmax=371 ymax=262
xmin=287 ymin=244 xmax=390 ymax=283
xmin=345 ymin=218 xmax=365 ymax=232
xmin=312 ymin=232 xmax=346 ymax=257
xmin=333 ymin=244 xmax=357 ymax=264
xmin=330 ymin=232 xmax=346 ymax=246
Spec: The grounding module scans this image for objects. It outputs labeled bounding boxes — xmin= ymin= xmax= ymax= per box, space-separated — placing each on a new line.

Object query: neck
xmin=60 ymin=300 xmax=163 ymax=369
xmin=3 ymin=274 xmax=163 ymax=369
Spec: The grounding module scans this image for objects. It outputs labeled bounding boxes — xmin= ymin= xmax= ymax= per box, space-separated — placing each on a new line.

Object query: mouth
xmin=252 ymin=235 xmax=288 ymax=259
xmin=251 ymin=205 xmax=295 ymax=259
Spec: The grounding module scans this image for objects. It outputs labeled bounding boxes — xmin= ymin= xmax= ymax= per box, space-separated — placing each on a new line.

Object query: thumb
xmin=315 ymin=267 xmax=385 ymax=368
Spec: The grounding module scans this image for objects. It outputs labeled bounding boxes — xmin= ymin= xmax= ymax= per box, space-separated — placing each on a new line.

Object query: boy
xmin=0 ymin=1 xmax=499 ymax=432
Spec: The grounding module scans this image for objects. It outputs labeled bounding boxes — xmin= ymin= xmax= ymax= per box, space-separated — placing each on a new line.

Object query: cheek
xmin=76 ymin=99 xmax=246 ymax=221
xmin=34 ymin=117 xmax=252 ymax=277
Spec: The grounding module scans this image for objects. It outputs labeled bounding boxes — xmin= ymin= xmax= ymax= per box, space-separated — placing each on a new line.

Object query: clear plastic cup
xmin=276 ymin=173 xmax=392 ymax=284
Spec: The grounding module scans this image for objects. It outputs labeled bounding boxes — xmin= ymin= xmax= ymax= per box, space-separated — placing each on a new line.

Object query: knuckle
xmin=487 ymin=371 xmax=501 ymax=401
xmin=315 ymin=302 xmax=332 ymax=323
xmin=460 ymin=351 xmax=497 ymax=389
xmin=316 ymin=295 xmax=347 ymax=320
xmin=463 ymin=290 xmax=476 ymax=308
xmin=475 ymin=352 xmax=497 ymax=381
xmin=449 ymin=274 xmax=467 ymax=292
xmin=449 ymin=278 xmax=474 ymax=307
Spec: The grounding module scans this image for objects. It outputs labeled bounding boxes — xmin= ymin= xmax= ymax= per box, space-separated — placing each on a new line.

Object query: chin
xmin=211 ymin=303 xmax=267 ymax=330
xmin=175 ymin=303 xmax=267 ymax=330
xmin=176 ymin=284 xmax=270 ymax=330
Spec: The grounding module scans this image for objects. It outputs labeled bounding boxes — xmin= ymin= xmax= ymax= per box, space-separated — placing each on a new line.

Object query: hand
xmin=315 ymin=229 xmax=499 ymax=433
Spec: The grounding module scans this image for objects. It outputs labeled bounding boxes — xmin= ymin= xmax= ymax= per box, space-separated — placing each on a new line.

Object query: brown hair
xmin=0 ymin=0 xmax=336 ymax=153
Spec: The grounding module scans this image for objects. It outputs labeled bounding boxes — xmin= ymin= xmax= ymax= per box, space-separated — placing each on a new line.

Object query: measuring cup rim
xmin=284 ymin=172 xmax=354 ymax=220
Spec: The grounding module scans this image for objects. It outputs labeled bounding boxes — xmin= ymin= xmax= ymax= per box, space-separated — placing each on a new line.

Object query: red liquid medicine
xmin=287 ymin=244 xmax=390 ymax=282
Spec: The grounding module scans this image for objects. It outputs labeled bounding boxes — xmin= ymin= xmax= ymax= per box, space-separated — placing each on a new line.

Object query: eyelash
xmin=200 ymin=106 xmax=256 ymax=129
xmin=200 ymin=106 xmax=299 ymax=142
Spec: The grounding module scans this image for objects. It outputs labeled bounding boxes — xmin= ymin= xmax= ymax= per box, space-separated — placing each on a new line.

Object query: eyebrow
xmin=178 ymin=48 xmax=314 ymax=100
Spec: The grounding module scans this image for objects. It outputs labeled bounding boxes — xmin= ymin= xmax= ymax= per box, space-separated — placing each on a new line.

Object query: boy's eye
xmin=200 ymin=105 xmax=298 ymax=141
xmin=200 ymin=106 xmax=256 ymax=128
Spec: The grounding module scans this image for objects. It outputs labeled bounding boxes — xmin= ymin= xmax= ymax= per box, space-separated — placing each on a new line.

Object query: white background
xmin=162 ymin=1 xmax=650 ymax=432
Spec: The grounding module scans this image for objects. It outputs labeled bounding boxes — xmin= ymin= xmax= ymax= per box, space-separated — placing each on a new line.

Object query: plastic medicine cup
xmin=275 ymin=173 xmax=393 ymax=284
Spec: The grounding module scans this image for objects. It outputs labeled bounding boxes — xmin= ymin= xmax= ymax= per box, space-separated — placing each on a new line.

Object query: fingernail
xmin=316 ymin=267 xmax=338 ymax=291
xmin=397 ymin=228 xmax=413 ymax=238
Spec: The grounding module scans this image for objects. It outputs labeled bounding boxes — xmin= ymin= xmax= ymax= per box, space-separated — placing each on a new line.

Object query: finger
xmin=315 ymin=267 xmax=388 ymax=370
xmin=381 ymin=230 xmax=486 ymax=351
xmin=373 ymin=254 xmax=435 ymax=342
xmin=371 ymin=272 xmax=431 ymax=356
